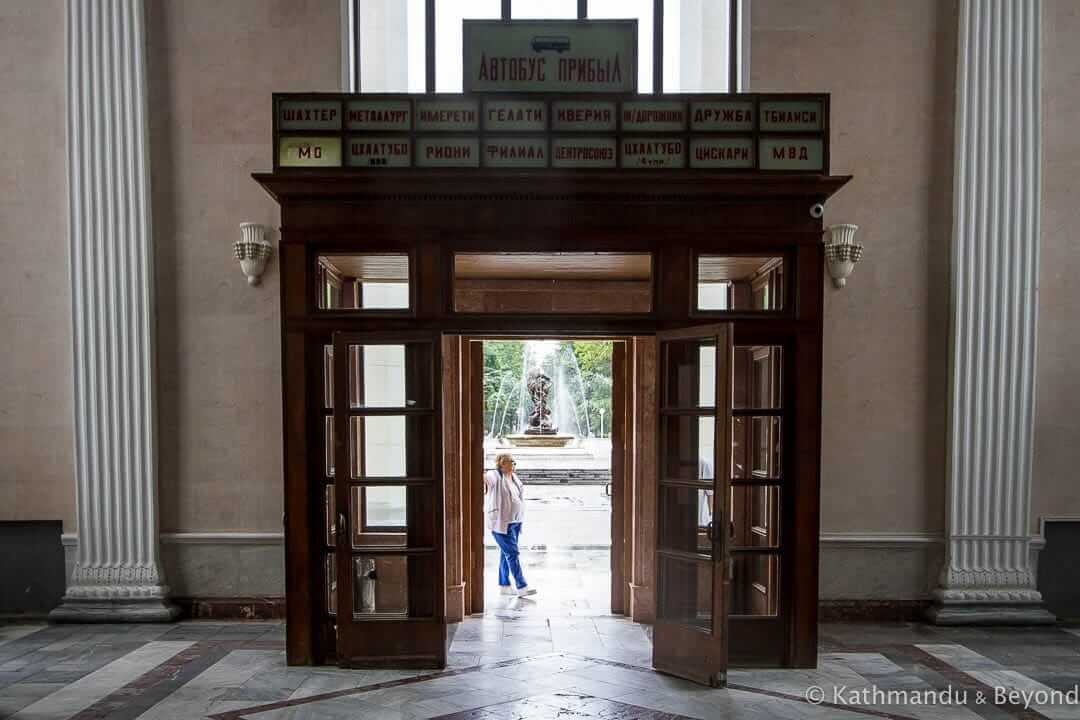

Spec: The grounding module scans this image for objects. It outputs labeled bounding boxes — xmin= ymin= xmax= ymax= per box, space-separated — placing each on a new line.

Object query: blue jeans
xmin=492 ymin=522 xmax=527 ymax=589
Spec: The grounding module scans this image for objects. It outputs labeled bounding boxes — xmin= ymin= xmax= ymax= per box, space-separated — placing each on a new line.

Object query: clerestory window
xmin=343 ymin=0 xmax=748 ymax=94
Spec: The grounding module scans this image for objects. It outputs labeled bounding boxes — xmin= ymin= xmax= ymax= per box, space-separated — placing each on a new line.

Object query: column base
xmin=926 ymin=602 xmax=1056 ymax=625
xmin=49 ymin=597 xmax=181 ymax=623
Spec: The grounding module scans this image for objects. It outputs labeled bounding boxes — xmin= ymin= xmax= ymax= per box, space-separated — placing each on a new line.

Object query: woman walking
xmin=484 ymin=453 xmax=537 ymax=597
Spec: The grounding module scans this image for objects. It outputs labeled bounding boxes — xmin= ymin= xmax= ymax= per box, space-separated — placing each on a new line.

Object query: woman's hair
xmin=494 ymin=453 xmax=514 ymax=470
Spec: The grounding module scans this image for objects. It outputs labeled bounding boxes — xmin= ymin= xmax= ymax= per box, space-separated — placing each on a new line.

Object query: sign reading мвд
xmin=464 ymin=20 xmax=636 ymax=93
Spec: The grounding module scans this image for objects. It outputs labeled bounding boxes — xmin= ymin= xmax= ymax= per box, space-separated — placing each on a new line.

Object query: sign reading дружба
xmin=463 ymin=20 xmax=637 ymax=94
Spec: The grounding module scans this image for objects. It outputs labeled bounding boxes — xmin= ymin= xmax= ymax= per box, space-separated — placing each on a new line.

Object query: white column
xmin=930 ymin=0 xmax=1052 ymax=625
xmin=51 ymin=0 xmax=177 ymax=622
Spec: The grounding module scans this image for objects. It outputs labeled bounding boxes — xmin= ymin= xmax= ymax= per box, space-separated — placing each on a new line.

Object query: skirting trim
xmin=174 ymin=596 xmax=286 ymax=620
xmin=820 ymin=600 xmax=933 ymax=622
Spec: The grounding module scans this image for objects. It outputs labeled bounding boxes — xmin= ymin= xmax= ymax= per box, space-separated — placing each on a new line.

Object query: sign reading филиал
xmin=464 ymin=20 xmax=636 ymax=93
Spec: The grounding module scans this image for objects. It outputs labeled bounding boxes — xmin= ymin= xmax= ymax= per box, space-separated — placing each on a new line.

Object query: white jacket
xmin=483 ymin=469 xmax=525 ymax=535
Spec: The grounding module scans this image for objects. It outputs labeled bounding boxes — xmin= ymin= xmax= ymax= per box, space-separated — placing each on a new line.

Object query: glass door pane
xmin=332 ymin=332 xmax=444 ymax=668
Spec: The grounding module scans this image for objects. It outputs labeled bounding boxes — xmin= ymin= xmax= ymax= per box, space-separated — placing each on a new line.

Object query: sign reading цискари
xmin=273 ymin=19 xmax=829 ymax=172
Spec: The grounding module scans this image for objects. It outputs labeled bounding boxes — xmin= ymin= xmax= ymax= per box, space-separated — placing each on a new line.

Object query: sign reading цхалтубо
xmin=464 ymin=20 xmax=636 ymax=93
xmin=273 ymin=93 xmax=829 ymax=172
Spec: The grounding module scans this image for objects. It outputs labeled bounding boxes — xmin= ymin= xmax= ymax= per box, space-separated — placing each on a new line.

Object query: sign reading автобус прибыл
xmin=464 ymin=20 xmax=636 ymax=93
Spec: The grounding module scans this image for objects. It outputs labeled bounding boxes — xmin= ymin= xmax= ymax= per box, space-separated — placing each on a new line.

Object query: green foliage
xmin=571 ymin=341 xmax=613 ymax=437
xmin=483 ymin=340 xmax=524 ymax=436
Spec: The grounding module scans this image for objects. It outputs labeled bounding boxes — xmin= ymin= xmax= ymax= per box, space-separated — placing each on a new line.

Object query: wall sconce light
xmin=234 ymin=222 xmax=273 ymax=286
xmin=823 ymin=224 xmax=863 ymax=288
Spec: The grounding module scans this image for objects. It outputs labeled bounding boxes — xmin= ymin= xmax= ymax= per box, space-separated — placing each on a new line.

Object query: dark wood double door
xmin=326 ymin=323 xmax=784 ymax=686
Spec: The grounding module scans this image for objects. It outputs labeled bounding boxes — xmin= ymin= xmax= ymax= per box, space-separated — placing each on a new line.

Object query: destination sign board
xmin=348 ymin=137 xmax=410 ymax=167
xmin=415 ymin=137 xmax=479 ymax=167
xmin=464 ymin=20 xmax=636 ymax=93
xmin=483 ymin=137 xmax=548 ymax=167
xmin=621 ymin=138 xmax=686 ymax=168
xmin=483 ymin=99 xmax=547 ymax=131
xmin=346 ymin=99 xmax=411 ymax=131
xmin=551 ymin=137 xmax=617 ymax=168
xmin=690 ymin=137 xmax=754 ymax=169
xmin=621 ymin=101 xmax=687 ymax=132
xmin=690 ymin=100 xmax=754 ymax=131
xmin=278 ymin=136 xmax=341 ymax=167
xmin=273 ymin=93 xmax=829 ymax=172
xmin=279 ymin=100 xmax=341 ymax=131
xmin=415 ymin=99 xmax=479 ymax=131
xmin=759 ymin=100 xmax=823 ymax=131
xmin=759 ymin=138 xmax=824 ymax=171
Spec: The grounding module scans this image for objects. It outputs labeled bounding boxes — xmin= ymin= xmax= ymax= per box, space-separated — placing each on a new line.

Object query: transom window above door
xmin=453 ymin=251 xmax=653 ymax=313
xmin=317 ymin=254 xmax=410 ymax=311
xmin=696 ymin=254 xmax=786 ymax=312
xmin=345 ymin=0 xmax=745 ymax=94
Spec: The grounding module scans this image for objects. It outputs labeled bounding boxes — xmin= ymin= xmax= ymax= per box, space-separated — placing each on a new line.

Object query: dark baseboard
xmin=820 ymin=599 xmax=933 ymax=622
xmin=174 ymin=596 xmax=286 ymax=620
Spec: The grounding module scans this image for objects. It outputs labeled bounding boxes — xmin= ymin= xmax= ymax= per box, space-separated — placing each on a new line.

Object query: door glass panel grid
xmin=347 ymin=414 xmax=436 ymax=480
xmin=731 ymin=415 xmax=782 ymax=479
xmin=345 ymin=482 xmax=436 ymax=550
xmin=733 ymin=345 xmax=783 ymax=410
xmin=729 ymin=484 xmax=780 ymax=549
xmin=345 ymin=343 xmax=433 ymax=410
xmin=728 ymin=551 xmax=781 ymax=617
xmin=656 ymin=552 xmax=714 ymax=631
xmin=349 ymin=551 xmax=436 ymax=620
xmin=662 ymin=340 xmax=718 ymax=410
xmin=658 ymin=483 xmax=718 ymax=556
xmin=331 ymin=333 xmax=440 ymax=628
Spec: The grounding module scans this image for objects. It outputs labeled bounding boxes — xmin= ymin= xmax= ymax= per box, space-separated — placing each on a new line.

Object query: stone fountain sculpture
xmin=507 ymin=366 xmax=574 ymax=447
xmin=525 ymin=368 xmax=556 ymax=434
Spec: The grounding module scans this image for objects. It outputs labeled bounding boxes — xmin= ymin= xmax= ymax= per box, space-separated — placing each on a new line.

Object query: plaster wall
xmin=145 ymin=0 xmax=341 ymax=538
xmin=1032 ymin=0 xmax=1080 ymax=529
xmin=0 ymin=0 xmax=75 ymax=531
xmin=752 ymin=0 xmax=956 ymax=543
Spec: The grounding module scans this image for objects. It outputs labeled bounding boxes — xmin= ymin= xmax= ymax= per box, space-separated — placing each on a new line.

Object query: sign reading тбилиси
xmin=464 ymin=20 xmax=636 ymax=94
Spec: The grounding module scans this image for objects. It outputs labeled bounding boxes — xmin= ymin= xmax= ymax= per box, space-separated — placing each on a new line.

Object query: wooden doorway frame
xmin=254 ymin=169 xmax=851 ymax=668
xmin=443 ymin=336 xmax=635 ymax=618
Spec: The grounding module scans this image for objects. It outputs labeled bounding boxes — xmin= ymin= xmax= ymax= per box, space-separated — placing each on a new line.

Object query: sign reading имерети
xmin=464 ymin=20 xmax=637 ymax=94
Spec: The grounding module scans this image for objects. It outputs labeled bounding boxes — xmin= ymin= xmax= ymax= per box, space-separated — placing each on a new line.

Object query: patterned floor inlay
xmin=427 ymin=692 xmax=696 ymax=719
xmin=0 ymin=619 xmax=1078 ymax=719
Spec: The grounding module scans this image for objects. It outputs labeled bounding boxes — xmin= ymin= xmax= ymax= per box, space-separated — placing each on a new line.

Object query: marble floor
xmin=2 ymin=616 xmax=1079 ymax=720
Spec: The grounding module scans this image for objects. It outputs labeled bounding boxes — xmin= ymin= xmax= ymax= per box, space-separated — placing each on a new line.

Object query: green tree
xmin=483 ymin=340 xmax=524 ymax=436
xmin=571 ymin=341 xmax=613 ymax=437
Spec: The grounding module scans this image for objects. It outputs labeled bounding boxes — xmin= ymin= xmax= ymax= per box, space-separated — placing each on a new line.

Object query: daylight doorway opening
xmin=481 ymin=339 xmax=615 ymax=613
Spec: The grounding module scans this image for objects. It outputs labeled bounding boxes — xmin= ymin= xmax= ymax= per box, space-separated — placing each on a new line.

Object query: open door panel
xmin=652 ymin=324 xmax=733 ymax=687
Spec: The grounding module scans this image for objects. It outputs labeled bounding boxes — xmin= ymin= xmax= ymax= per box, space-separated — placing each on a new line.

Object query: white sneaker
xmin=516 ymin=586 xmax=537 ymax=597
xmin=499 ymin=585 xmax=515 ymax=596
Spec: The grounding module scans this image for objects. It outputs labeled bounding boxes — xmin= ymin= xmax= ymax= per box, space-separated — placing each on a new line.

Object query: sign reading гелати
xmin=464 ymin=20 xmax=637 ymax=94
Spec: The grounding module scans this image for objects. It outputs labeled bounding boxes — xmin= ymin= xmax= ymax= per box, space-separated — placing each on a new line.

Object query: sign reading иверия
xmin=464 ymin=20 xmax=636 ymax=94
xmin=273 ymin=93 xmax=829 ymax=172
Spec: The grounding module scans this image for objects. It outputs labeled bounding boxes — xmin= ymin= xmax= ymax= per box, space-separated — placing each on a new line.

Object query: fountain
xmin=505 ymin=341 xmax=580 ymax=448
